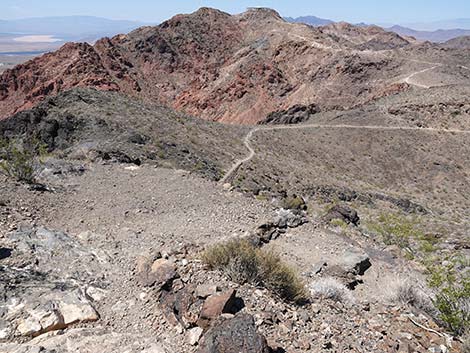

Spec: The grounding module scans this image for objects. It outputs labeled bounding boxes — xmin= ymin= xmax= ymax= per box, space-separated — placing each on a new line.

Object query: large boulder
xmin=13 ymin=288 xmax=99 ymax=337
xmin=197 ymin=314 xmax=272 ymax=353
xmin=0 ymin=227 xmax=107 ymax=339
xmin=314 ymin=250 xmax=372 ymax=289
xmin=274 ymin=208 xmax=308 ymax=229
xmin=340 ymin=250 xmax=371 ymax=276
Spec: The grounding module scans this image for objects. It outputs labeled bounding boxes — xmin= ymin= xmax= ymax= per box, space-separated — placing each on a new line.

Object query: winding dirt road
xmin=221 ymin=59 xmax=469 ymax=184
xmin=404 ymin=65 xmax=441 ymax=88
xmin=221 ymin=123 xmax=470 ymax=184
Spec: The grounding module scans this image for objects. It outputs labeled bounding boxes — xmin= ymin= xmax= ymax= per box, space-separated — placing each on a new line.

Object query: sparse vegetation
xmin=282 ymin=194 xmax=307 ymax=211
xmin=366 ymin=213 xmax=423 ymax=249
xmin=202 ymin=239 xmax=308 ymax=304
xmin=330 ymin=218 xmax=348 ymax=229
xmin=0 ymin=138 xmax=45 ymax=184
xmin=390 ymin=278 xmax=437 ymax=317
xmin=310 ymin=277 xmax=354 ymax=303
xmin=426 ymin=261 xmax=470 ymax=336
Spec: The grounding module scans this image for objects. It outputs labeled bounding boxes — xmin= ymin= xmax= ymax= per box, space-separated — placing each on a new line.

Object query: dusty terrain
xmin=0 ymin=162 xmax=459 ymax=352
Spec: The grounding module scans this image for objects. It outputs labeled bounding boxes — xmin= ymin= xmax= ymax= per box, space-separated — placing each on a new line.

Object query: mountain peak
xmin=241 ymin=7 xmax=283 ymax=21
xmin=193 ymin=7 xmax=231 ymax=17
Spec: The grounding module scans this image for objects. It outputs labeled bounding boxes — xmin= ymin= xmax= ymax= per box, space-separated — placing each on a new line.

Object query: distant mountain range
xmin=286 ymin=16 xmax=470 ymax=43
xmin=0 ymin=16 xmax=149 ymax=42
xmin=387 ymin=25 xmax=470 ymax=43
xmin=402 ymin=18 xmax=470 ymax=31
xmin=2 ymin=14 xmax=470 ymax=45
xmin=284 ymin=15 xmax=333 ymax=26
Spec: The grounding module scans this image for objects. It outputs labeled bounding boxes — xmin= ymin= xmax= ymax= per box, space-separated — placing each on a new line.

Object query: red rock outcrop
xmin=0 ymin=7 xmax=413 ymax=124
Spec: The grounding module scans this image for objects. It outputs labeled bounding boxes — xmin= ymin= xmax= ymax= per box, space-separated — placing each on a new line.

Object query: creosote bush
xmin=202 ymin=239 xmax=308 ymax=304
xmin=366 ymin=213 xmax=423 ymax=249
xmin=0 ymin=138 xmax=45 ymax=184
xmin=282 ymin=194 xmax=307 ymax=211
xmin=427 ymin=261 xmax=470 ymax=336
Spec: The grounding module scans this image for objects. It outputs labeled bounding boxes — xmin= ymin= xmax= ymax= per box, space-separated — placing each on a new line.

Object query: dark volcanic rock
xmin=260 ymin=104 xmax=320 ymax=125
xmin=197 ymin=314 xmax=272 ymax=353
xmin=160 ymin=285 xmax=202 ymax=328
xmin=324 ymin=204 xmax=360 ymax=226
xmin=137 ymin=257 xmax=178 ymax=289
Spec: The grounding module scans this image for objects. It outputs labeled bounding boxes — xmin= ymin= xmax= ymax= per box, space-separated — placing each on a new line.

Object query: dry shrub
xmin=202 ymin=239 xmax=308 ymax=304
xmin=309 ymin=277 xmax=354 ymax=303
xmin=392 ymin=278 xmax=438 ymax=318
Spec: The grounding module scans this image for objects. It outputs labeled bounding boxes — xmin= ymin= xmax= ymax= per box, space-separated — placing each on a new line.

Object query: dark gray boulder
xmin=197 ymin=314 xmax=272 ymax=353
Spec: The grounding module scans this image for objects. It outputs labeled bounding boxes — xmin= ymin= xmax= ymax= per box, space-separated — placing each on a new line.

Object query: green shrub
xmin=282 ymin=194 xmax=306 ymax=211
xmin=0 ymin=138 xmax=45 ymax=184
xmin=330 ymin=218 xmax=348 ymax=229
xmin=427 ymin=262 xmax=470 ymax=336
xmin=366 ymin=213 xmax=423 ymax=249
xmin=202 ymin=239 xmax=308 ymax=304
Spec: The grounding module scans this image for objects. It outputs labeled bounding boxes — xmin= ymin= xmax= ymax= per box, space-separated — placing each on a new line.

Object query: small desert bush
xmin=330 ymin=218 xmax=348 ymax=229
xmin=202 ymin=239 xmax=308 ymax=304
xmin=390 ymin=278 xmax=438 ymax=318
xmin=366 ymin=213 xmax=423 ymax=249
xmin=309 ymin=277 xmax=354 ymax=303
xmin=282 ymin=194 xmax=307 ymax=211
xmin=0 ymin=138 xmax=45 ymax=184
xmin=427 ymin=262 xmax=470 ymax=336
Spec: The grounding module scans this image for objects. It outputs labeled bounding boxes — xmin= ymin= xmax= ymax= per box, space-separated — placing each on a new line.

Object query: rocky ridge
xmin=0 ymin=7 xmax=430 ymax=124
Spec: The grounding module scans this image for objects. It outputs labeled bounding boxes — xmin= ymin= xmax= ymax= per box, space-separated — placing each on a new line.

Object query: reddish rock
xmin=137 ymin=256 xmax=177 ymax=288
xmin=197 ymin=289 xmax=239 ymax=329
xmin=160 ymin=285 xmax=202 ymax=328
xmin=0 ymin=8 xmax=414 ymax=124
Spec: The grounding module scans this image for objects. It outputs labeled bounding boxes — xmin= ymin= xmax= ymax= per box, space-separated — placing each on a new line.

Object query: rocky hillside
xmin=0 ymin=88 xmax=248 ymax=181
xmin=0 ymin=7 xmax=418 ymax=124
xmin=442 ymin=35 xmax=470 ymax=49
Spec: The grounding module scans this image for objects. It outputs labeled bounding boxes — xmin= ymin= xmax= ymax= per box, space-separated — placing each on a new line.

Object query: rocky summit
xmin=1 ymin=4 xmax=470 ymax=353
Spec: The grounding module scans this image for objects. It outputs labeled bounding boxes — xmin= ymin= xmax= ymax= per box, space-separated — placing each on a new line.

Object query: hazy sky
xmin=2 ymin=0 xmax=470 ymax=24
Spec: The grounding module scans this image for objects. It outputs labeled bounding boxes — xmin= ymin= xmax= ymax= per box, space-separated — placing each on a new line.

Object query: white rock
xmin=17 ymin=318 xmax=42 ymax=336
xmin=0 ymin=326 xmax=12 ymax=339
xmin=60 ymin=302 xmax=99 ymax=325
xmin=34 ymin=309 xmax=63 ymax=331
xmin=186 ymin=327 xmax=203 ymax=346
xmin=86 ymin=286 xmax=107 ymax=302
